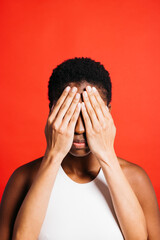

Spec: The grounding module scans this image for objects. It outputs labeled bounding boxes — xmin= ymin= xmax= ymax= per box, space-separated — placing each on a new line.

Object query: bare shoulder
xmin=14 ymin=156 xmax=43 ymax=185
xmin=118 ymin=157 xmax=149 ymax=181
xmin=0 ymin=156 xmax=43 ymax=239
xmin=1 ymin=155 xmax=43 ymax=202
xmin=6 ymin=156 xmax=43 ymax=190
xmin=118 ymin=157 xmax=156 ymax=197
xmin=118 ymin=157 xmax=160 ymax=238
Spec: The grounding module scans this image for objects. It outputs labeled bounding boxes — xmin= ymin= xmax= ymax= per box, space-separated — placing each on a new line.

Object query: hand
xmin=44 ymin=86 xmax=81 ymax=160
xmin=81 ymin=86 xmax=116 ymax=162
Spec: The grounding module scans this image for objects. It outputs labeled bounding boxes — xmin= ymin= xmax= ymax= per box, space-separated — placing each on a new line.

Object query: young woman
xmin=0 ymin=57 xmax=159 ymax=240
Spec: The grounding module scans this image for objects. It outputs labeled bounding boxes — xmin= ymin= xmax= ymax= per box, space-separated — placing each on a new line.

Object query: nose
xmin=74 ymin=93 xmax=86 ymax=134
xmin=74 ymin=110 xmax=85 ymax=134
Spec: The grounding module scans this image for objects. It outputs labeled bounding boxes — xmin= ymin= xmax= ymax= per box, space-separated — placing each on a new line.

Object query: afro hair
xmin=48 ymin=57 xmax=112 ymax=111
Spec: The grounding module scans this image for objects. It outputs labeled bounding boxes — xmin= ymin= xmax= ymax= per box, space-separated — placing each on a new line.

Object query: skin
xmin=0 ymin=81 xmax=160 ymax=239
xmin=62 ymin=81 xmax=108 ymax=179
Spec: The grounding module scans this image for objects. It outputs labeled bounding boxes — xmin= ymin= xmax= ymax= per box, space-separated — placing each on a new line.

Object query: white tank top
xmin=38 ymin=165 xmax=124 ymax=240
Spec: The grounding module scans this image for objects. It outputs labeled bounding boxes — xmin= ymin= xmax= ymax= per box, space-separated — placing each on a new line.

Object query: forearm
xmin=98 ymin=150 xmax=148 ymax=240
xmin=12 ymin=150 xmax=63 ymax=240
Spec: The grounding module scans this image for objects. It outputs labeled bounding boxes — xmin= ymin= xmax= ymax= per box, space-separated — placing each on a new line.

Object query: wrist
xmin=97 ymin=147 xmax=116 ymax=162
xmin=97 ymin=149 xmax=120 ymax=169
xmin=43 ymin=148 xmax=64 ymax=165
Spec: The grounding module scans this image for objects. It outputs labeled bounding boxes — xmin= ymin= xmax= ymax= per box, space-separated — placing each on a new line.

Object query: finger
xmin=92 ymin=87 xmax=111 ymax=119
xmin=49 ymin=86 xmax=71 ymax=120
xmin=50 ymin=87 xmax=78 ymax=126
xmin=86 ymin=86 xmax=105 ymax=126
xmin=68 ymin=102 xmax=81 ymax=131
xmin=81 ymin=102 xmax=92 ymax=131
xmin=83 ymin=91 xmax=100 ymax=128
xmin=61 ymin=92 xmax=80 ymax=129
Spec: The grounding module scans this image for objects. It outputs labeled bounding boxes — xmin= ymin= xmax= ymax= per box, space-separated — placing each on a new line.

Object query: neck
xmin=61 ymin=152 xmax=101 ymax=176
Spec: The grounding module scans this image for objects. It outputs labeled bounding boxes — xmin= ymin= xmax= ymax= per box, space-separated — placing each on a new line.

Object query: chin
xmin=69 ymin=146 xmax=91 ymax=157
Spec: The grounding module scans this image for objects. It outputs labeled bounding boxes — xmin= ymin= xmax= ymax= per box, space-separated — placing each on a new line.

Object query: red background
xmin=0 ymin=0 xmax=160 ymax=206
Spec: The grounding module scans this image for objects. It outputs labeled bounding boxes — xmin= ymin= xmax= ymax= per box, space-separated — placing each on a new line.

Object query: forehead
xmin=68 ymin=81 xmax=106 ymax=102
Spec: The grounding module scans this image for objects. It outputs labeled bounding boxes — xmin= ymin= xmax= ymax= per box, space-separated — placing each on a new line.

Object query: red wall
xmin=0 ymin=0 xmax=160 ymax=206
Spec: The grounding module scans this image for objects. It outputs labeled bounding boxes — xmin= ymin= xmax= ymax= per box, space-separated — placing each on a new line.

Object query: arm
xmin=0 ymin=166 xmax=29 ymax=240
xmin=13 ymin=85 xmax=81 ymax=239
xmin=12 ymin=151 xmax=62 ymax=240
xmin=98 ymin=151 xmax=148 ymax=240
xmin=124 ymin=164 xmax=160 ymax=240
xmin=80 ymin=86 xmax=148 ymax=239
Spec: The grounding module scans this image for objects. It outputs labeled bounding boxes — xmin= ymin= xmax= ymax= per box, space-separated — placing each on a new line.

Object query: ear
xmin=108 ymin=103 xmax=111 ymax=112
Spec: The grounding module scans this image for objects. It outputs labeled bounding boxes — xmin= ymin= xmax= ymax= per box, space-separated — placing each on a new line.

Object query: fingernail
xmin=78 ymin=102 xmax=81 ymax=109
xmin=92 ymin=87 xmax=96 ymax=92
xmin=83 ymin=91 xmax=88 ymax=97
xmin=75 ymin=93 xmax=80 ymax=99
xmin=87 ymin=86 xmax=91 ymax=92
xmin=72 ymin=87 xmax=77 ymax=92
xmin=66 ymin=86 xmax=70 ymax=91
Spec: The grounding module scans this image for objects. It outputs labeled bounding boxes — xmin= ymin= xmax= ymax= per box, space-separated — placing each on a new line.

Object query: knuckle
xmin=66 ymin=130 xmax=72 ymax=137
xmin=94 ymin=104 xmax=99 ymax=110
xmin=95 ymin=128 xmax=100 ymax=133
xmin=94 ymin=126 xmax=100 ymax=133
xmin=97 ymin=124 xmax=103 ymax=132
xmin=88 ymin=109 xmax=93 ymax=116
xmin=73 ymin=97 xmax=78 ymax=103
xmin=76 ymin=106 xmax=79 ymax=113
xmin=91 ymin=103 xmax=96 ymax=109
xmin=52 ymin=123 xmax=58 ymax=131
xmin=91 ymin=111 xmax=96 ymax=118
xmin=67 ymin=108 xmax=73 ymax=116
xmin=71 ymin=113 xmax=77 ymax=122
xmin=102 ymin=122 xmax=106 ymax=129
xmin=58 ymin=127 xmax=65 ymax=134
xmin=47 ymin=118 xmax=52 ymax=125
xmin=61 ymin=103 xmax=67 ymax=110
xmin=89 ymin=129 xmax=94 ymax=136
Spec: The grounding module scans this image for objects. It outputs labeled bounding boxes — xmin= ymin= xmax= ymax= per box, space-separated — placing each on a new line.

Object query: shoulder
xmin=118 ymin=157 xmax=156 ymax=197
xmin=0 ymin=156 xmax=43 ymax=239
xmin=14 ymin=156 xmax=43 ymax=185
xmin=118 ymin=157 xmax=149 ymax=182
xmin=1 ymin=155 xmax=43 ymax=208
xmin=6 ymin=156 xmax=43 ymax=189
xmin=2 ymin=156 xmax=43 ymax=201
xmin=118 ymin=157 xmax=160 ymax=238
xmin=118 ymin=157 xmax=157 ymax=202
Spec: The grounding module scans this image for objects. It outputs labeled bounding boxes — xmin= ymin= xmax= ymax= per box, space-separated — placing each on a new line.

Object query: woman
xmin=0 ymin=57 xmax=160 ymax=240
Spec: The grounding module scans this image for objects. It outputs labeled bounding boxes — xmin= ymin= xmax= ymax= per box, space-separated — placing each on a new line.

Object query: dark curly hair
xmin=48 ymin=57 xmax=112 ymax=111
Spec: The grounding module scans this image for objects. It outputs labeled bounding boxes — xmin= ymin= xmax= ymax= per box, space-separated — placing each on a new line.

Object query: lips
xmin=73 ymin=139 xmax=88 ymax=148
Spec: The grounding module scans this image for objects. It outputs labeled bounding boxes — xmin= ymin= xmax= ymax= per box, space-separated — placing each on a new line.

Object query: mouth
xmin=73 ymin=139 xmax=88 ymax=149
